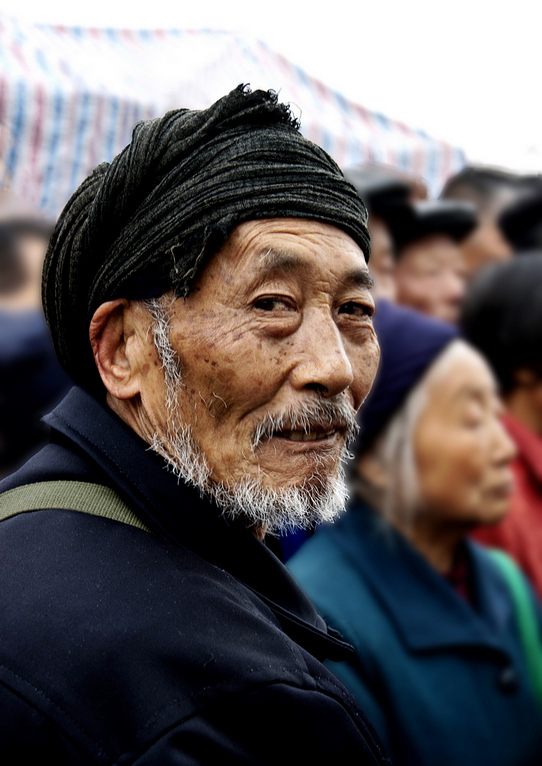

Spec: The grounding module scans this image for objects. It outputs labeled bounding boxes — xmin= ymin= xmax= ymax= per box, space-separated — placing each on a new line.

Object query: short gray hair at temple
xmin=143 ymin=296 xmax=181 ymax=392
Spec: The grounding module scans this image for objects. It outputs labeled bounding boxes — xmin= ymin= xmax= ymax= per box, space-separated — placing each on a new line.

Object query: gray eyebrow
xmin=258 ymin=248 xmax=303 ymax=273
xmin=348 ymin=269 xmax=375 ymax=290
xmin=257 ymin=247 xmax=374 ymax=289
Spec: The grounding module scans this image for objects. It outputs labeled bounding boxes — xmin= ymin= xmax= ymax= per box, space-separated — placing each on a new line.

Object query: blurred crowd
xmin=2 ymin=159 xmax=542 ymax=764
xmin=289 ymin=163 xmax=542 ymax=764
xmin=0 ymin=192 xmax=71 ymax=479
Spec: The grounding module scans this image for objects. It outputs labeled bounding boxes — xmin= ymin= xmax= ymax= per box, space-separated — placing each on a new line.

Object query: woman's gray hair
xmin=358 ymin=339 xmax=463 ymax=528
xmin=368 ymin=381 xmax=428 ymax=527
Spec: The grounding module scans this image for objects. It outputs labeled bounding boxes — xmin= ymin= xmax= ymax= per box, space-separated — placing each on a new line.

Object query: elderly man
xmin=0 ymin=86 xmax=385 ymax=763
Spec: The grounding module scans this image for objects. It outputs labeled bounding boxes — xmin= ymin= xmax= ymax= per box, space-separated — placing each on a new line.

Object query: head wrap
xmin=358 ymin=299 xmax=458 ymax=449
xmin=43 ymin=85 xmax=369 ymax=392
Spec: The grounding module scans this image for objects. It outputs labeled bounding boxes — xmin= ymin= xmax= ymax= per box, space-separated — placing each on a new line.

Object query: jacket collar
xmin=502 ymin=411 xmax=542 ymax=486
xmin=43 ymin=386 xmax=351 ymax=662
xmin=328 ymin=502 xmax=514 ymax=656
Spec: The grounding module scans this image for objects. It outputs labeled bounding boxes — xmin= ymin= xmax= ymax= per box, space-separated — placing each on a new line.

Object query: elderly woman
xmin=288 ymin=300 xmax=542 ymax=766
xmin=462 ymin=254 xmax=542 ymax=600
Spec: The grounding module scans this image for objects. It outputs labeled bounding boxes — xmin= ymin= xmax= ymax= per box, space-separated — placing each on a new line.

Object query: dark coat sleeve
xmin=131 ymin=683 xmax=389 ymax=765
xmin=0 ymin=674 xmax=389 ymax=765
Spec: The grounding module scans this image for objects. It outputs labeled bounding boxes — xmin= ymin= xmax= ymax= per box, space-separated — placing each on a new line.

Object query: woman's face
xmin=414 ymin=341 xmax=516 ymax=530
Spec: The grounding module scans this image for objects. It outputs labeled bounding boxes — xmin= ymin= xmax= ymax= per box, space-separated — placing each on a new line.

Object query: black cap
xmin=499 ymin=189 xmax=542 ymax=250
xmin=389 ymin=200 xmax=477 ymax=252
xmin=344 ymin=166 xmax=411 ymax=212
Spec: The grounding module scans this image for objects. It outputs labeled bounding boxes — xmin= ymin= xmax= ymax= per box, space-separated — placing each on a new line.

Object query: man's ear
xmin=89 ymin=299 xmax=148 ymax=400
xmin=514 ymin=368 xmax=539 ymax=388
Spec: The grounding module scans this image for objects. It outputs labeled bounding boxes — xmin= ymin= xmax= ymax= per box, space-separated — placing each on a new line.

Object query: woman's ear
xmin=514 ymin=368 xmax=539 ymax=388
xmin=89 ymin=299 xmax=148 ymax=400
xmin=356 ymin=451 xmax=388 ymax=491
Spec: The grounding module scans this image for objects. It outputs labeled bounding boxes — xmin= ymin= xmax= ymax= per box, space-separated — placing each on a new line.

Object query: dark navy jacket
xmin=0 ymin=388 xmax=389 ymax=765
xmin=289 ymin=502 xmax=542 ymax=766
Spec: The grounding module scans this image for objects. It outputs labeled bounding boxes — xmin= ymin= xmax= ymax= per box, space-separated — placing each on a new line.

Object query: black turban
xmin=43 ymin=85 xmax=370 ymax=392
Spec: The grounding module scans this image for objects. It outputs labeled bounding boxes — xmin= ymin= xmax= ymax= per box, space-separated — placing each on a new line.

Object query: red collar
xmin=443 ymin=544 xmax=475 ymax=605
xmin=502 ymin=412 xmax=542 ymax=485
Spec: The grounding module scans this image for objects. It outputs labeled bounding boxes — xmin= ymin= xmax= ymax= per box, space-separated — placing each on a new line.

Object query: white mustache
xmin=251 ymin=396 xmax=359 ymax=450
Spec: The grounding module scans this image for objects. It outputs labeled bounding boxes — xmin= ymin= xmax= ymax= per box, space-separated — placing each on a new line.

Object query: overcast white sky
xmin=2 ymin=0 xmax=542 ymax=173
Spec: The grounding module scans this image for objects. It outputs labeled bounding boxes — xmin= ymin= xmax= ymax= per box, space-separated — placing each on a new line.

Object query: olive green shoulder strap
xmin=0 ymin=480 xmax=152 ymax=534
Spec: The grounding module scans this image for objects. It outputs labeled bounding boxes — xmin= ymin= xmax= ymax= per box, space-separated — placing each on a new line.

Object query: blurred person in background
xmin=0 ymin=192 xmax=71 ymax=477
xmin=498 ymin=180 xmax=542 ymax=252
xmin=344 ymin=164 xmax=424 ymax=303
xmin=0 ymin=191 xmax=54 ymax=310
xmin=390 ymin=200 xmax=476 ymax=323
xmin=289 ymin=299 xmax=542 ymax=766
xmin=440 ymin=166 xmax=519 ymax=278
xmin=462 ymin=254 xmax=542 ymax=600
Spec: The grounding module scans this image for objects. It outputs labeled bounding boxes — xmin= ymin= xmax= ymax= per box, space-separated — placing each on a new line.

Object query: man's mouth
xmin=275 ymin=427 xmax=341 ymax=442
xmin=250 ymin=397 xmax=358 ymax=452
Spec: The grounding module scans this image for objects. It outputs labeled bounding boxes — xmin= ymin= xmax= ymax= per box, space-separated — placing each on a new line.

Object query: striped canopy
xmin=0 ymin=12 xmax=466 ymax=218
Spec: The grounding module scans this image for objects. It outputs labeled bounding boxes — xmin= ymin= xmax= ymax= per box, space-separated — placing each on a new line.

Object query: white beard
xmin=149 ymin=405 xmax=352 ymax=534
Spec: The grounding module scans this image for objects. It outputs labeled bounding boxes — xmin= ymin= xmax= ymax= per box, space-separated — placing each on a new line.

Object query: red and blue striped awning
xmin=0 ymin=13 xmax=466 ymax=217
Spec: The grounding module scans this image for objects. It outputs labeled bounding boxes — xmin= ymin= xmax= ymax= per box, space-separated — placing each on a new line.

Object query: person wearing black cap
xmin=289 ymin=300 xmax=542 ymax=766
xmin=498 ymin=182 xmax=542 ymax=251
xmin=0 ymin=86 xmax=387 ymax=763
xmin=343 ymin=164 xmax=420 ymax=302
xmin=440 ymin=166 xmax=518 ymax=278
xmin=391 ymin=199 xmax=476 ymax=323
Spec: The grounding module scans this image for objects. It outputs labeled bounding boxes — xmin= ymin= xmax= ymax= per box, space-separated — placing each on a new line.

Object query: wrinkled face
xmin=394 ymin=234 xmax=467 ymax=323
xmin=414 ymin=342 xmax=516 ymax=530
xmin=137 ymin=218 xmax=380 ymax=521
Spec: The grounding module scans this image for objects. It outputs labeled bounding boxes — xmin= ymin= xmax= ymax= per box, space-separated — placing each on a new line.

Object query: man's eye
xmin=339 ymin=302 xmax=373 ymax=317
xmin=253 ymin=297 xmax=295 ymax=312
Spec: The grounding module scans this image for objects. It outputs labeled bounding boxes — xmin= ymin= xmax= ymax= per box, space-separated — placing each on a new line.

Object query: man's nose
xmin=289 ymin=311 xmax=354 ymax=397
